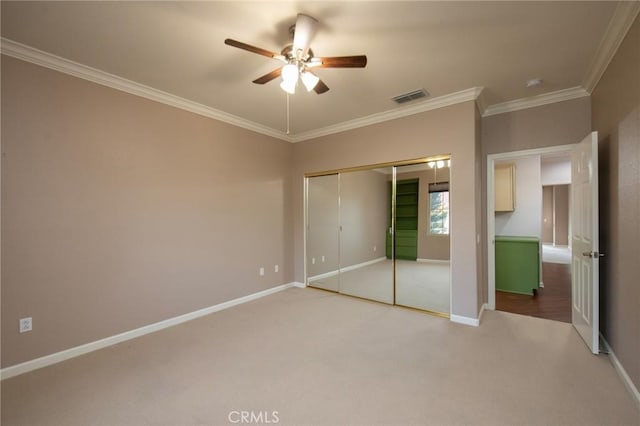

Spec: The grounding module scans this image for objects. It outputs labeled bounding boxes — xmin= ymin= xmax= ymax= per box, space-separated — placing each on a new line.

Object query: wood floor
xmin=496 ymin=262 xmax=571 ymax=323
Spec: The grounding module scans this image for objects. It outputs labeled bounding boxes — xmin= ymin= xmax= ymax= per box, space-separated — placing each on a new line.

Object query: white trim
xmin=489 ymin=144 xmax=575 ymax=161
xmin=0 ymin=38 xmax=290 ymax=142
xmin=582 ymin=2 xmax=640 ymax=93
xmin=308 ymin=269 xmax=339 ymax=282
xmin=487 ymin=144 xmax=574 ymax=311
xmin=479 ymin=303 xmax=487 ymax=323
xmin=600 ymin=333 xmax=640 ymax=409
xmin=0 ymin=282 xmax=298 ymax=380
xmin=483 ymin=87 xmax=589 ymax=117
xmin=307 ymin=257 xmax=386 ymax=282
xmin=0 ymin=38 xmax=484 ymax=144
xmin=341 ymin=256 xmax=386 ymax=273
xmin=292 ymin=281 xmax=306 ymax=288
xmin=450 ymin=312 xmax=481 ymax=327
xmin=290 ymin=87 xmax=484 ymax=142
xmin=475 ymin=90 xmax=489 ymax=117
xmin=416 ymin=258 xmax=450 ymax=264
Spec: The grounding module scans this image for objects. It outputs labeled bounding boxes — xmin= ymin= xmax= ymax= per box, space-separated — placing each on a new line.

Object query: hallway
xmin=496 ymin=262 xmax=571 ymax=323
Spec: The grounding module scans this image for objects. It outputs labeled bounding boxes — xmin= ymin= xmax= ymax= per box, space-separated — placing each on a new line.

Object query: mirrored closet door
xmin=394 ymin=161 xmax=451 ymax=314
xmin=306 ymin=158 xmax=451 ymax=316
xmin=338 ymin=167 xmax=393 ymax=304
xmin=306 ymin=174 xmax=340 ymax=292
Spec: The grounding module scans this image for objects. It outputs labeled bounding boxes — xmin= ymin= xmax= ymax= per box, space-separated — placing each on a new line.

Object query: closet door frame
xmin=304 ymin=156 xmax=451 ymax=317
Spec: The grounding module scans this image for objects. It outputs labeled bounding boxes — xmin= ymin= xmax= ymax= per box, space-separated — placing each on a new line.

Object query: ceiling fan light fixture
xmin=280 ymin=78 xmax=297 ymax=94
xmin=281 ymin=63 xmax=299 ymax=83
xmin=300 ymin=71 xmax=320 ymax=91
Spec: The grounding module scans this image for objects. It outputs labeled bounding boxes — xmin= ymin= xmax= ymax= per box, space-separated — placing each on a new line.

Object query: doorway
xmin=487 ymin=146 xmax=573 ymax=323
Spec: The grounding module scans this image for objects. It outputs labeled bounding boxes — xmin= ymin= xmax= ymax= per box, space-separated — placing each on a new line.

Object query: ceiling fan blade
xmin=252 ymin=68 xmax=282 ymax=84
xmin=318 ymin=55 xmax=368 ymax=68
xmin=224 ymin=38 xmax=279 ymax=59
xmin=293 ymin=14 xmax=318 ymax=57
xmin=314 ymin=79 xmax=330 ymax=94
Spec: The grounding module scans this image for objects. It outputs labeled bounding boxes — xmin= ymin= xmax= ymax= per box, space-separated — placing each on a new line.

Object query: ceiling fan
xmin=224 ymin=13 xmax=367 ymax=95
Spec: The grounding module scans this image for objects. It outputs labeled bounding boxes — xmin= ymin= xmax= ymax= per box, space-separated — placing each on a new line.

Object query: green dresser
xmin=495 ymin=236 xmax=540 ymax=295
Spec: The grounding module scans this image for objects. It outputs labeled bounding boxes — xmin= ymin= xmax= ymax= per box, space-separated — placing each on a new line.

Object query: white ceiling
xmin=1 ymin=1 xmax=636 ymax=140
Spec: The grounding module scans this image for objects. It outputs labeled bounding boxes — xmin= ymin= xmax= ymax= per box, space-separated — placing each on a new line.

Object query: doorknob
xmin=582 ymin=251 xmax=605 ymax=258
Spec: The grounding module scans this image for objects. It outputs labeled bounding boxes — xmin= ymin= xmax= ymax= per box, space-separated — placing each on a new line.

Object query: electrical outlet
xmin=321 ymin=256 xmax=325 ymax=262
xmin=259 ymin=267 xmax=265 ymax=276
xmin=312 ymin=258 xmax=315 ymax=265
xmin=374 ymin=245 xmax=377 ymax=252
xmin=274 ymin=264 xmax=279 ymax=273
xmin=20 ymin=317 xmax=32 ymax=333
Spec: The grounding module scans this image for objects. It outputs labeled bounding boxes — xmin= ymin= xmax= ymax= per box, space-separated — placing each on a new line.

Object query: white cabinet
xmin=495 ymin=163 xmax=515 ymax=212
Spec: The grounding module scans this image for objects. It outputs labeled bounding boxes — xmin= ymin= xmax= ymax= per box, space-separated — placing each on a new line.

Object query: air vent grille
xmin=392 ymin=89 xmax=429 ymax=104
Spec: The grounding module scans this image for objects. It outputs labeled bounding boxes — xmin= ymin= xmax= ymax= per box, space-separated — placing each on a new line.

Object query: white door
xmin=571 ymin=131 xmax=600 ymax=354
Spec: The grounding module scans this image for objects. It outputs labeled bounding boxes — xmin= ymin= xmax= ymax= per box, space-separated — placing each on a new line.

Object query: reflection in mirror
xmin=394 ymin=161 xmax=451 ymax=314
xmin=338 ymin=167 xmax=393 ymax=304
xmin=306 ymin=174 xmax=340 ymax=291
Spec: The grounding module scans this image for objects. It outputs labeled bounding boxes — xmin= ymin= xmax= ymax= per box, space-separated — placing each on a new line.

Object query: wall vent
xmin=392 ymin=89 xmax=429 ymax=104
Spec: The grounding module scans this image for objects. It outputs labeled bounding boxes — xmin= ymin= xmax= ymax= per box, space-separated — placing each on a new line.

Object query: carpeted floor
xmin=309 ymin=259 xmax=450 ymax=314
xmin=2 ymin=287 xmax=637 ymax=425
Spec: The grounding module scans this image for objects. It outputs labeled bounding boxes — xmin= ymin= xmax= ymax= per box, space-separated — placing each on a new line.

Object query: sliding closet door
xmin=394 ymin=162 xmax=451 ymax=314
xmin=338 ymin=168 xmax=393 ymax=303
xmin=306 ymin=174 xmax=340 ymax=291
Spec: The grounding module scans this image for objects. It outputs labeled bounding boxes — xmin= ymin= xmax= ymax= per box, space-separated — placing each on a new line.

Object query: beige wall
xmin=482 ymin=97 xmax=592 ymax=156
xmin=395 ymin=167 xmax=451 ymax=261
xmin=591 ymin=14 xmax=640 ymax=390
xmin=542 ymin=186 xmax=554 ymax=243
xmin=554 ymin=185 xmax=569 ymax=246
xmin=1 ymin=56 xmax=294 ymax=367
xmin=293 ymin=101 xmax=481 ymax=319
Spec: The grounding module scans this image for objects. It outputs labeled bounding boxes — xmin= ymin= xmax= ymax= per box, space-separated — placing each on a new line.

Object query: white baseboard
xmin=307 ymin=269 xmax=339 ymax=282
xmin=292 ymin=281 xmax=306 ymax=288
xmin=416 ymin=258 xmax=450 ymax=264
xmin=479 ymin=303 xmax=487 ymax=324
xmin=450 ymin=304 xmax=486 ymax=327
xmin=600 ymin=333 xmax=640 ymax=409
xmin=341 ymin=256 xmax=386 ymax=273
xmin=308 ymin=257 xmax=386 ymax=282
xmin=1 ymin=282 xmax=298 ymax=380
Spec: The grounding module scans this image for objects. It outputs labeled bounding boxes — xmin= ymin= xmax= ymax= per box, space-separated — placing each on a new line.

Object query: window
xmin=429 ymin=183 xmax=449 ymax=235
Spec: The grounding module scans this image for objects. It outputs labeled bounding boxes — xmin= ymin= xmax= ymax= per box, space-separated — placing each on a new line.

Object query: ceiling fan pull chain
xmin=286 ymin=93 xmax=291 ymax=135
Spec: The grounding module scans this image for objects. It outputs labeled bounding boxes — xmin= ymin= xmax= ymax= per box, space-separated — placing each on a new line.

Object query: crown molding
xmin=475 ymin=89 xmax=489 ymax=116
xmin=482 ymin=86 xmax=589 ymax=117
xmin=290 ymin=87 xmax=484 ymax=142
xmin=582 ymin=1 xmax=640 ymax=94
xmin=1 ymin=37 xmax=291 ymax=142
